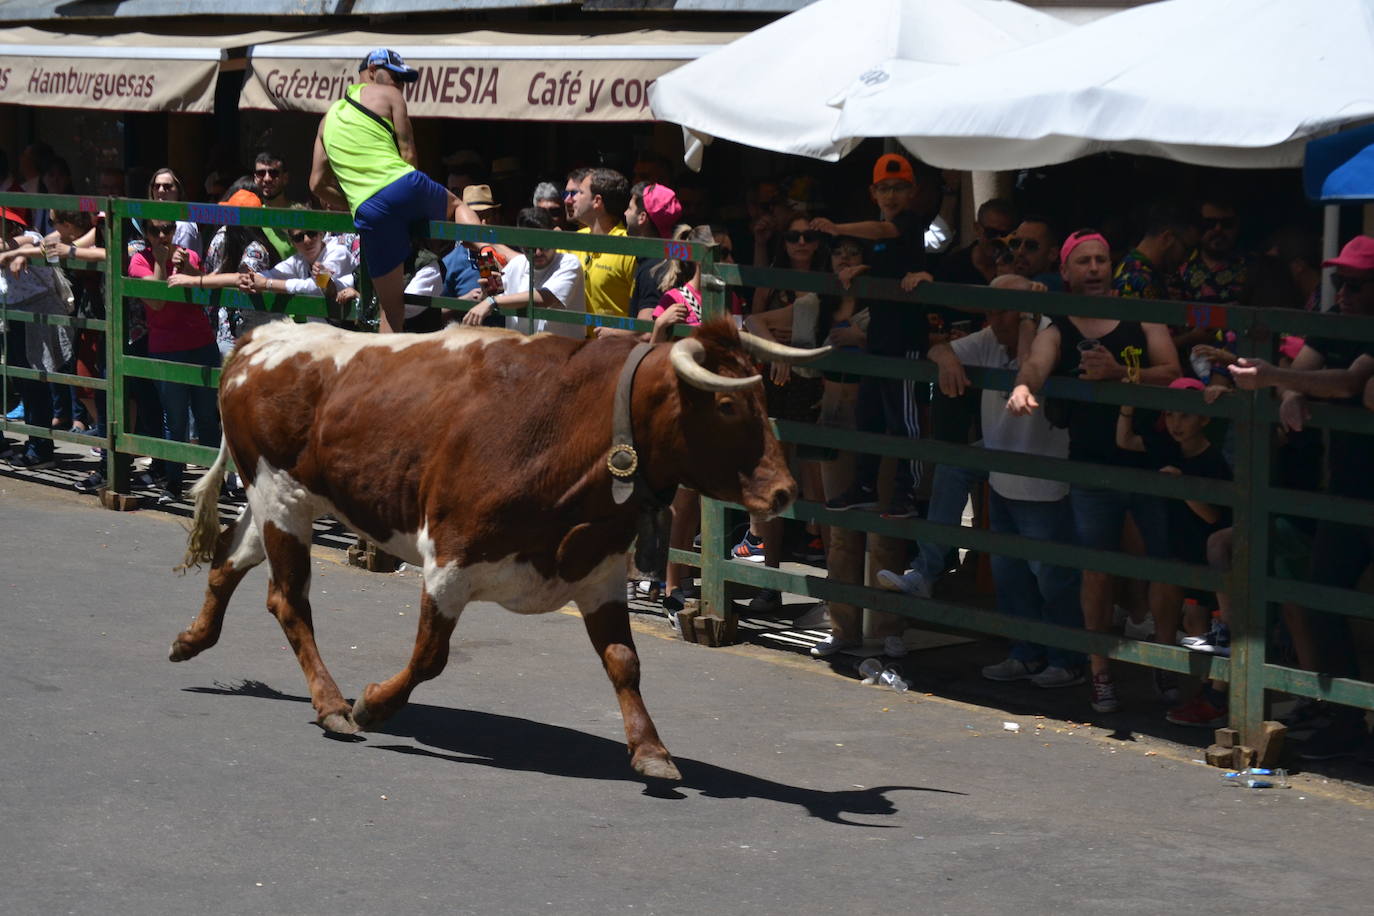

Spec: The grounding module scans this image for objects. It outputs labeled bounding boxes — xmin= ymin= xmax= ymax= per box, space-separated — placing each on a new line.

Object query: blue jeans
xmin=989 ymin=491 xmax=1085 ymax=669
xmin=911 ymin=463 xmax=986 ymax=582
xmin=152 ymin=342 xmax=221 ymax=493
xmin=1069 ymin=484 xmax=1170 ymax=556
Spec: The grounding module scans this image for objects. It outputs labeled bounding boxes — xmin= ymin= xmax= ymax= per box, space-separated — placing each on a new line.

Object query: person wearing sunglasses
xmin=310 ymin=48 xmax=482 ymax=334
xmin=1171 ymin=198 xmax=1247 ymax=306
xmin=1004 ymin=218 xmax=1063 ymax=290
xmin=936 ymin=198 xmax=1018 ymax=287
xmin=236 ymin=206 xmax=359 ymax=312
xmin=751 ymin=213 xmax=829 ymax=315
xmin=126 ymin=216 xmax=215 ymax=505
xmin=563 ymin=167 xmax=591 ymax=230
xmin=251 ymin=152 xmax=298 ymax=261
xmin=459 ymin=206 xmax=584 ymax=337
xmin=146 ymin=167 xmax=201 ymax=256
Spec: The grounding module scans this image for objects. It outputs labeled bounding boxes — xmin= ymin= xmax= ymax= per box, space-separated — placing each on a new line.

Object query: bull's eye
xmin=717 ymin=396 xmax=738 ymax=418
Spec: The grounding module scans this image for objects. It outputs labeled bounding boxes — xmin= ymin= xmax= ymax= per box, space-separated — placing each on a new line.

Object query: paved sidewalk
xmin=3 ymin=473 xmax=1373 ymax=915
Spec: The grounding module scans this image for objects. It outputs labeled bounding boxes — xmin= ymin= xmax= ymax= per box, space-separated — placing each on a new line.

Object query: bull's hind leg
xmin=352 ymin=583 xmax=465 ymax=730
xmin=170 ymin=503 xmax=266 ymax=662
xmin=260 ymin=521 xmax=356 ymax=734
xmin=576 ymin=574 xmax=680 ymax=781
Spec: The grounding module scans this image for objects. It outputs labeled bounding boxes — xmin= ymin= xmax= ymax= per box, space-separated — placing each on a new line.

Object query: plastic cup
xmin=314 ymin=271 xmax=332 ymax=292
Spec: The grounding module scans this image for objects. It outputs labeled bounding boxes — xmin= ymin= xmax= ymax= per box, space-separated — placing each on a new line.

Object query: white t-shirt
xmin=262 ymin=239 xmax=358 ymax=297
xmin=949 ymin=322 xmax=1069 ymax=502
xmin=501 ymin=251 xmax=585 ymax=339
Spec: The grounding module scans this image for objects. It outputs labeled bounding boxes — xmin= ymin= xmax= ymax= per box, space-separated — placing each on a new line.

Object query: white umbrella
xmin=646 ymin=0 xmax=1069 ymax=168
xmin=830 ymin=0 xmax=1374 ymax=170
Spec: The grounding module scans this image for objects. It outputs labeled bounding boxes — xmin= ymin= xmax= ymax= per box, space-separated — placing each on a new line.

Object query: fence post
xmin=696 ymin=250 xmax=736 ymax=632
xmin=103 ymin=198 xmax=135 ymax=500
xmin=1226 ymin=327 xmax=1273 ymax=745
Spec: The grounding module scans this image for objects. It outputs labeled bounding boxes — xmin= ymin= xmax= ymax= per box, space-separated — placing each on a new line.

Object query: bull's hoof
xmin=319 ymin=710 xmax=360 ymax=735
xmin=350 ymin=690 xmax=385 ymax=731
xmin=633 ymin=754 xmax=682 ymax=782
xmin=168 ymin=638 xmax=196 ymax=662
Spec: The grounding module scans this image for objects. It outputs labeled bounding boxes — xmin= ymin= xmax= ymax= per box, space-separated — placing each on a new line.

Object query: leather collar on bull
xmin=607 ymin=341 xmax=675 ymax=580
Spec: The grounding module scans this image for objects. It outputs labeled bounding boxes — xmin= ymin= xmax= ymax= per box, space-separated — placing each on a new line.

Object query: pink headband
xmin=1060 ymin=231 xmax=1109 ymax=266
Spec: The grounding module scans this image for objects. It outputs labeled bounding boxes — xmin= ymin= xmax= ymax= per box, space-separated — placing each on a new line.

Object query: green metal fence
xmin=2 ymin=192 xmax=1371 ymax=749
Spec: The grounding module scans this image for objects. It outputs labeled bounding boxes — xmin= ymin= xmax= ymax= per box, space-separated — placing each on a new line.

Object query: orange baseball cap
xmin=872 ymin=153 xmax=915 ymax=186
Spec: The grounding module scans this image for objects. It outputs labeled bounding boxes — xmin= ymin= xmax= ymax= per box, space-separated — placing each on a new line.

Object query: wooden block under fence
xmin=1205 ymin=744 xmax=1236 ymax=767
xmin=1232 ymin=745 xmax=1257 ymax=769
xmin=1255 ymin=721 xmax=1288 ymax=769
xmin=1213 ymin=727 xmax=1241 ymax=749
xmin=99 ymin=488 xmax=140 ymax=511
xmin=675 ymin=608 xmax=700 ymax=644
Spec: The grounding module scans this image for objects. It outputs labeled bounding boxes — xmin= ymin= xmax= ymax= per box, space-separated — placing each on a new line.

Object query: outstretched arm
xmin=1008 ymin=324 xmax=1061 ymax=415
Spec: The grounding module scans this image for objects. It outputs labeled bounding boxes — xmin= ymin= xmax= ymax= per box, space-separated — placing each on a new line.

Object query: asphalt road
xmin=2 ymin=474 xmax=1372 ymax=916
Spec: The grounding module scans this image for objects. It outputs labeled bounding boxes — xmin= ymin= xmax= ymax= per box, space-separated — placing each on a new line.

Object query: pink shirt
xmin=129 ymin=249 xmax=213 ymax=354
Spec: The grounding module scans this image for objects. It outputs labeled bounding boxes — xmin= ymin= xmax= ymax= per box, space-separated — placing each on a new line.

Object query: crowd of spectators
xmin=1 ymin=128 xmax=1371 ymax=761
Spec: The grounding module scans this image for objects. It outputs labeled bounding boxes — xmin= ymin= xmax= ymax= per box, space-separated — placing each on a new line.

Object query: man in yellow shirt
xmin=310 ymin=48 xmax=480 ymax=333
xmin=569 ymin=167 xmax=637 ymax=336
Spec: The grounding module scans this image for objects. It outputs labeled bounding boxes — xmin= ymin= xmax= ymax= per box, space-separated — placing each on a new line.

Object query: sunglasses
xmin=1006 ymin=237 xmax=1041 ymax=253
xmin=783 ymin=230 xmax=822 ymax=244
xmin=152 ymin=182 xmax=177 ymax=191
xmin=145 ymin=223 xmax=175 ymax=236
xmin=563 ymin=189 xmax=578 ymax=199
xmin=1331 ymin=274 xmax=1370 ymax=294
xmin=289 ymin=230 xmax=319 ymax=243
xmin=255 ymin=167 xmax=282 ymax=178
xmin=1202 ymin=217 xmax=1236 ymax=231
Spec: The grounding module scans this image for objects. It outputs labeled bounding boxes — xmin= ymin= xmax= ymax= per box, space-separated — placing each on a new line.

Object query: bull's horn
xmin=739 ymin=331 xmax=832 ymax=364
xmin=670 ymin=337 xmax=762 ymax=391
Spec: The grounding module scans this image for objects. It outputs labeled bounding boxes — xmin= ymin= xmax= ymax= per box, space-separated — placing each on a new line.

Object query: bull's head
xmin=665 ymin=319 xmax=828 ymax=518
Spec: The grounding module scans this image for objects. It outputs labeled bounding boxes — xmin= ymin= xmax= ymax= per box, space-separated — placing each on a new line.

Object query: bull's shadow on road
xmin=186 ymin=680 xmax=963 ymax=825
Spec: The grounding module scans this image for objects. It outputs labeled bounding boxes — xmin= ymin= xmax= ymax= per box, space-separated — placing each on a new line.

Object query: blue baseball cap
xmin=359 ymin=48 xmax=419 ymax=83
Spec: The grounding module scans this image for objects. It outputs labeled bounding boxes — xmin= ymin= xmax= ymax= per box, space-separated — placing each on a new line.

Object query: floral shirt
xmin=1170 ymin=249 xmax=1247 ymax=304
xmin=1113 ymin=248 xmax=1169 ymax=300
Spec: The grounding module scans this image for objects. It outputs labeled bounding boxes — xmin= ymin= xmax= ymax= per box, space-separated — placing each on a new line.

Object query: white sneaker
xmin=882 ymin=635 xmax=909 ymax=658
xmin=1122 ymin=614 xmax=1155 ymax=640
xmin=1030 ymin=665 xmax=1087 ymax=689
xmin=981 ymin=657 xmax=1045 ymax=682
xmin=876 ymin=568 xmax=932 ymax=599
xmin=810 ymin=635 xmax=861 ymax=658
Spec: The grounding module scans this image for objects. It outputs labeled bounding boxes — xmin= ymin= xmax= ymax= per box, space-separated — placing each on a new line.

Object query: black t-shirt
xmin=1140 ymin=426 xmax=1233 ymax=562
xmin=1051 ymin=316 xmax=1154 ymax=466
xmin=631 ymin=257 xmax=666 ymax=317
xmin=934 ymin=242 xmax=989 ymax=286
xmin=1305 ymin=336 xmax=1374 ymax=500
xmin=865 ymin=208 xmax=931 ymax=357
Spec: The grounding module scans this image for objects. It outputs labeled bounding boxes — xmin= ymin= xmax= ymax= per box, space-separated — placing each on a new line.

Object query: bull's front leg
xmin=576 ymin=575 xmax=681 ymax=781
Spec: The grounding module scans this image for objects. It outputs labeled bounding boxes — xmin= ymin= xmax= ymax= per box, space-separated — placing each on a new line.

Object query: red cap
xmin=1169 ymin=377 xmax=1205 ymax=391
xmin=872 ymin=153 xmax=914 ymax=186
xmin=1322 ymin=235 xmax=1374 ymax=271
xmin=0 ymin=206 xmax=28 ymax=227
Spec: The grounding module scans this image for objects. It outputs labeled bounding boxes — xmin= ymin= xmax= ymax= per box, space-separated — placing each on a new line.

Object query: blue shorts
xmin=354 ymin=170 xmax=448 ymax=278
xmin=1069 ymin=485 xmax=1170 ymax=559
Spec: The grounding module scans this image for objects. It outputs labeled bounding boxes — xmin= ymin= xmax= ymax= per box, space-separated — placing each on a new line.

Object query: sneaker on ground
xmin=810 ymin=634 xmax=861 ymax=658
xmin=74 ymin=471 xmax=105 ymax=494
xmin=1031 ymin=665 xmax=1086 ymax=689
xmin=876 ymin=568 xmax=932 ymax=599
xmin=4 ymin=404 xmax=23 ymax=420
xmin=1122 ymin=614 xmax=1155 ymax=640
xmin=1152 ymin=669 xmax=1182 ymax=704
xmin=1298 ymin=720 xmax=1371 ymax=761
xmin=664 ymin=608 xmax=682 ymax=637
xmin=1165 ymin=695 xmax=1228 ymax=727
xmin=796 ymin=535 xmax=826 ymax=564
xmin=883 ymin=634 xmax=909 ymax=658
xmin=9 ymin=451 xmax=57 ymax=470
xmin=747 ymin=588 xmax=783 ymax=614
xmin=156 ymin=488 xmax=182 ymax=506
xmin=982 ymin=657 xmax=1045 ymax=682
xmin=1090 ymin=673 xmax=1120 ymax=713
xmin=730 ymin=535 xmax=767 ymax=562
xmin=662 ymin=588 xmax=686 ymax=613
xmin=880 ymin=492 xmax=918 ymax=520
xmin=1181 ymin=621 xmax=1230 ymax=657
xmin=823 ymin=485 xmax=877 ymax=511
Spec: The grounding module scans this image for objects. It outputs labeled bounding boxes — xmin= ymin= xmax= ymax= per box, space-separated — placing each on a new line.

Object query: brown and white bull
xmin=169 ymin=318 xmax=823 ymax=781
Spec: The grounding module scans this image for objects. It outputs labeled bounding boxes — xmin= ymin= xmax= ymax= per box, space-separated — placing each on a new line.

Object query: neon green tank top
xmin=321 ymin=84 xmax=415 ymax=215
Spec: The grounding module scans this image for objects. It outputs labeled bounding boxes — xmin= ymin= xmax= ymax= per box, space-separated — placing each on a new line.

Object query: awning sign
xmin=241 ymin=58 xmax=686 ymax=122
xmin=0 ymin=54 xmax=218 ymax=113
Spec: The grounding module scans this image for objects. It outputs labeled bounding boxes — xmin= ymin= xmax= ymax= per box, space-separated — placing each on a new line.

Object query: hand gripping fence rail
xmin=3 ymin=192 xmax=1372 ymax=750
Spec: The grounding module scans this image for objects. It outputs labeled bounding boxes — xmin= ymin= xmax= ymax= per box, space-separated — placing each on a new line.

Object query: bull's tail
xmin=177 ymin=434 xmax=231 ymax=572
